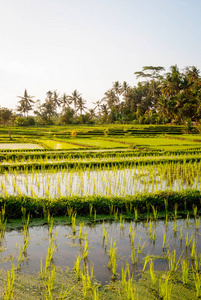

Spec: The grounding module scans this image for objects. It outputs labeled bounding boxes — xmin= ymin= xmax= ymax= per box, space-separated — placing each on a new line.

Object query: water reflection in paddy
xmin=0 ymin=163 xmax=200 ymax=198
xmin=0 ymin=218 xmax=200 ymax=284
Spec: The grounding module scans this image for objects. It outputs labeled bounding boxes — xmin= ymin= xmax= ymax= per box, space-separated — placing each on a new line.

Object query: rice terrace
xmin=0 ymin=124 xmax=200 ymax=299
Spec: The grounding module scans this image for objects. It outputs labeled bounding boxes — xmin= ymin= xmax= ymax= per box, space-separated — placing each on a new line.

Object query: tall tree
xmin=17 ymin=89 xmax=35 ymax=117
xmin=0 ymin=107 xmax=13 ymax=126
xmin=68 ymin=90 xmax=81 ymax=115
xmin=134 ymin=66 xmax=165 ymax=109
xmin=60 ymin=93 xmax=72 ymax=109
xmin=76 ymin=97 xmax=87 ymax=115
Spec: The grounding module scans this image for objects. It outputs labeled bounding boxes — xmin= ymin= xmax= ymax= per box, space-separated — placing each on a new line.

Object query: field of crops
xmin=0 ymin=125 xmax=201 ymax=299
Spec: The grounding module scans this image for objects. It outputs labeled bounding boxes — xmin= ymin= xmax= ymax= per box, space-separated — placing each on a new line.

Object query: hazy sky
xmin=0 ymin=0 xmax=201 ymax=111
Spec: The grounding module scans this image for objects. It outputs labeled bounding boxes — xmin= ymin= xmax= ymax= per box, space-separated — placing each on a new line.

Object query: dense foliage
xmin=1 ymin=65 xmax=201 ymax=126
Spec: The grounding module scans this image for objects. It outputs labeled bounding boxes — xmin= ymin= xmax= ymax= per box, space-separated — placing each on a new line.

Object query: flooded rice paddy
xmin=0 ymin=162 xmax=200 ymax=198
xmin=1 ymin=217 xmax=200 ymax=285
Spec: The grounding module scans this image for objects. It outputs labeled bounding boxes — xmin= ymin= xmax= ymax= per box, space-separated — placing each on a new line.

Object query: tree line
xmin=1 ymin=65 xmax=201 ymax=126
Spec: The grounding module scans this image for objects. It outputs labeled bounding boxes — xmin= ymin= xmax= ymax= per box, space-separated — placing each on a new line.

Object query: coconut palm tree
xmin=68 ymin=90 xmax=81 ymax=115
xmin=76 ymin=97 xmax=87 ymax=115
xmin=17 ymin=89 xmax=35 ymax=117
xmin=60 ymin=93 xmax=72 ymax=109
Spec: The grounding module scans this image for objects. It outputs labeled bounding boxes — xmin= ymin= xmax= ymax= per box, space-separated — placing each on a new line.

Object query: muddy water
xmin=0 ymin=218 xmax=200 ymax=284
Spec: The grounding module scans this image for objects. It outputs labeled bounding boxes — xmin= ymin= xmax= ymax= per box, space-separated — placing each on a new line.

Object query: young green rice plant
xmin=142 ymin=255 xmax=150 ymax=272
xmin=186 ymin=211 xmax=190 ymax=228
xmin=89 ymin=203 xmax=93 ymax=218
xmin=22 ymin=214 xmax=30 ymax=255
xmin=151 ymin=205 xmax=158 ymax=220
xmin=149 ymin=219 xmax=156 ymax=242
xmin=174 ymin=203 xmax=178 ymax=219
xmin=193 ymin=205 xmax=197 ymax=219
xmin=173 ymin=217 xmax=177 ymax=233
xmin=92 ymin=285 xmax=100 ymax=300
xmin=167 ymin=250 xmax=183 ymax=272
xmin=82 ymin=233 xmax=90 ymax=260
xmin=149 ymin=259 xmax=157 ymax=287
xmin=162 ymin=230 xmax=168 ymax=250
xmin=195 ymin=216 xmax=201 ymax=231
xmin=191 ymin=238 xmax=196 ymax=260
xmin=79 ymin=222 xmax=84 ymax=242
xmin=134 ymin=207 xmax=138 ymax=221
xmin=102 ymin=221 xmax=107 ymax=247
xmin=181 ymin=259 xmax=189 ymax=285
xmin=130 ymin=229 xmax=135 ymax=248
xmin=193 ymin=252 xmax=201 ymax=273
xmin=71 ymin=213 xmax=77 ymax=235
xmin=120 ymin=214 xmax=125 ymax=230
xmin=193 ymin=271 xmax=201 ymax=298
xmin=0 ymin=204 xmax=6 ymax=241
xmin=120 ymin=263 xmax=138 ymax=300
xmin=158 ymin=273 xmax=172 ymax=300
xmin=109 ymin=204 xmax=114 ymax=216
xmin=3 ymin=263 xmax=15 ymax=300
xmin=42 ymin=265 xmax=55 ymax=300
xmin=108 ymin=238 xmax=118 ymax=278
xmin=73 ymin=254 xmax=82 ymax=281
xmin=41 ymin=230 xmax=58 ymax=279
xmin=81 ymin=264 xmax=94 ymax=299
xmin=67 ymin=206 xmax=74 ymax=217
xmin=185 ymin=232 xmax=193 ymax=248
xmin=16 ymin=244 xmax=24 ymax=270
xmin=129 ymin=221 xmax=133 ymax=236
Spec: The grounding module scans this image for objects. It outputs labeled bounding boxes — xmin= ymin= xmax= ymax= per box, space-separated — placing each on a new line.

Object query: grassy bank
xmin=0 ymin=190 xmax=200 ymax=219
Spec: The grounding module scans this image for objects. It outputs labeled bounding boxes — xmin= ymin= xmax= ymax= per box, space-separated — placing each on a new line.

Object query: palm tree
xmin=60 ymin=93 xmax=72 ymax=109
xmin=76 ymin=97 xmax=87 ymax=115
xmin=102 ymin=89 xmax=119 ymax=110
xmin=68 ymin=90 xmax=81 ymax=115
xmin=53 ymin=90 xmax=60 ymax=110
xmin=135 ymin=66 xmax=165 ymax=109
xmin=92 ymin=100 xmax=102 ymax=117
xmin=112 ymin=81 xmax=122 ymax=97
xmin=17 ymin=89 xmax=35 ymax=117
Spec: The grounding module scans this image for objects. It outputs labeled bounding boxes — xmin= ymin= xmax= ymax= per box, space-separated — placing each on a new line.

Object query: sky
xmin=0 ymin=0 xmax=201 ymax=111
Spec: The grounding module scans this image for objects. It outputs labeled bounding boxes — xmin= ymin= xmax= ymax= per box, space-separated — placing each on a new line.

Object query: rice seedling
xmin=79 ymin=222 xmax=84 ymax=242
xmin=167 ymin=250 xmax=183 ymax=272
xmin=185 ymin=232 xmax=194 ymax=248
xmin=120 ymin=214 xmax=125 ymax=230
xmin=108 ymin=238 xmax=118 ymax=278
xmin=82 ymin=233 xmax=90 ymax=260
xmin=151 ymin=205 xmax=158 ymax=220
xmin=81 ymin=264 xmax=94 ymax=299
xmin=120 ymin=263 xmax=138 ymax=300
xmin=186 ymin=211 xmax=190 ymax=228
xmin=42 ymin=265 xmax=55 ymax=300
xmin=71 ymin=212 xmax=77 ymax=235
xmin=193 ymin=271 xmax=201 ymax=298
xmin=149 ymin=259 xmax=157 ymax=286
xmin=158 ymin=273 xmax=172 ymax=300
xmin=173 ymin=217 xmax=177 ymax=233
xmin=181 ymin=259 xmax=189 ymax=285
xmin=3 ymin=263 xmax=15 ymax=300
xmin=0 ymin=204 xmax=6 ymax=241
xmin=174 ymin=203 xmax=178 ymax=219
xmin=73 ymin=254 xmax=82 ymax=280
xmin=129 ymin=221 xmax=133 ymax=236
xmin=134 ymin=207 xmax=138 ymax=221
